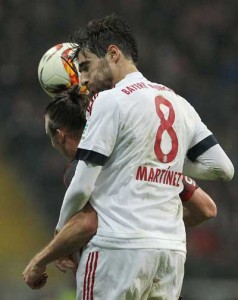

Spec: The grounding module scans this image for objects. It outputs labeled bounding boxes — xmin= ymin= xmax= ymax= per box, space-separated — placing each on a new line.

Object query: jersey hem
xmin=90 ymin=234 xmax=186 ymax=256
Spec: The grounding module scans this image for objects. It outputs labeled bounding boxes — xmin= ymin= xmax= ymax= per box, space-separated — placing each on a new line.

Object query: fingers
xmin=23 ymin=272 xmax=48 ymax=290
xmin=55 ymin=257 xmax=78 ymax=273
xmin=55 ymin=260 xmax=67 ymax=273
xmin=61 ymin=258 xmax=77 ymax=269
xmin=22 ymin=262 xmax=47 ymax=290
xmin=33 ymin=273 xmax=48 ymax=289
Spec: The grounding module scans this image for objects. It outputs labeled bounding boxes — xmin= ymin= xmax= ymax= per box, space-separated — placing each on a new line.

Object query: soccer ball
xmin=38 ymin=43 xmax=80 ymax=98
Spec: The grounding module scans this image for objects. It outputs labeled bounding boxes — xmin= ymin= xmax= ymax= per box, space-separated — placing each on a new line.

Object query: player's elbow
xmin=215 ymin=152 xmax=234 ymax=181
xmin=214 ymin=163 xmax=235 ymax=181
xmin=203 ymin=199 xmax=217 ymax=220
xmin=77 ymin=205 xmax=98 ymax=236
xmin=221 ymin=161 xmax=234 ymax=181
xmin=70 ymin=213 xmax=97 ymax=237
xmin=68 ymin=204 xmax=98 ymax=246
xmin=190 ymin=188 xmax=217 ymax=222
xmin=210 ymin=161 xmax=234 ymax=181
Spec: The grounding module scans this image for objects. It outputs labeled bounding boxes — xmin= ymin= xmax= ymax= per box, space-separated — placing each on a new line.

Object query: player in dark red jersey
xmin=23 ymin=85 xmax=217 ymax=292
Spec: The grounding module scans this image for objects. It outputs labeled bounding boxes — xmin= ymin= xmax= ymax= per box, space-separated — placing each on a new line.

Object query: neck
xmin=65 ymin=148 xmax=77 ymax=161
xmin=112 ymin=59 xmax=138 ymax=85
xmin=64 ymin=137 xmax=79 ymax=161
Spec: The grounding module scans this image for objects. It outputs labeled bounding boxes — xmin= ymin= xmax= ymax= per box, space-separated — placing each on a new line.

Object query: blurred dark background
xmin=0 ymin=0 xmax=237 ymax=299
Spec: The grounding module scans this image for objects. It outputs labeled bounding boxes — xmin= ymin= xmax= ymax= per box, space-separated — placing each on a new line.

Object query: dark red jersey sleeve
xmin=180 ymin=176 xmax=199 ymax=202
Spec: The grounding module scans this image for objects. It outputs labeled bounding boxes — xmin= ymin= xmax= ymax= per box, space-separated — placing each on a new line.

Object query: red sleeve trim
xmin=180 ymin=176 xmax=199 ymax=202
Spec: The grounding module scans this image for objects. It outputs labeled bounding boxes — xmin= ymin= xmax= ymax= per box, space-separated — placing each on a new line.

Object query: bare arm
xmin=22 ymin=203 xmax=97 ymax=289
xmin=43 ymin=204 xmax=97 ymax=263
xmin=183 ymin=187 xmax=217 ymax=227
xmin=180 ymin=176 xmax=217 ymax=227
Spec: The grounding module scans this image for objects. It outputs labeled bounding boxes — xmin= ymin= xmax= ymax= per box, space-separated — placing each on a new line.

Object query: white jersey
xmin=76 ymin=72 xmax=215 ymax=254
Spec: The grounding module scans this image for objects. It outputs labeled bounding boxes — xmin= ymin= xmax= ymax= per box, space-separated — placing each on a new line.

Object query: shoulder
xmin=91 ymin=89 xmax=120 ymax=112
xmin=175 ymin=94 xmax=197 ymax=113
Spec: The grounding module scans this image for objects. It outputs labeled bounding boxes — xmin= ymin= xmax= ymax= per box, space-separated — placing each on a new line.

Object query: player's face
xmin=78 ymin=50 xmax=113 ymax=96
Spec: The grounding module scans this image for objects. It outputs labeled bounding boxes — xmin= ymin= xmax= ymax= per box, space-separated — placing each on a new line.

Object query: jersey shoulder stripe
xmin=187 ymin=134 xmax=218 ymax=161
xmin=75 ymin=148 xmax=108 ymax=166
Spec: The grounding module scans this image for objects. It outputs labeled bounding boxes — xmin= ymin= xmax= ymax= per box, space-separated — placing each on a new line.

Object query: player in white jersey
xmin=58 ymin=15 xmax=233 ymax=299
xmin=25 ymin=14 xmax=234 ymax=299
xmin=23 ymin=86 xmax=217 ymax=295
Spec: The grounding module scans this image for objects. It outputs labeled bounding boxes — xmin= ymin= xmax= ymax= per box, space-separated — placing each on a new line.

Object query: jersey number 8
xmin=154 ymin=96 xmax=178 ymax=163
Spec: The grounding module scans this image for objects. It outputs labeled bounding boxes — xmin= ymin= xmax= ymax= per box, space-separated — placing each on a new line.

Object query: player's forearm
xmin=183 ymin=189 xmax=217 ymax=227
xmin=183 ymin=207 xmax=209 ymax=227
xmin=183 ymin=207 xmax=195 ymax=227
xmin=34 ymin=208 xmax=97 ymax=267
xmin=184 ymin=144 xmax=234 ymax=181
xmin=29 ymin=232 xmax=78 ymax=268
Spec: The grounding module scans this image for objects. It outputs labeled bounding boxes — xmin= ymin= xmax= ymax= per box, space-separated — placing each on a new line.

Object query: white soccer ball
xmin=38 ymin=42 xmax=80 ymax=98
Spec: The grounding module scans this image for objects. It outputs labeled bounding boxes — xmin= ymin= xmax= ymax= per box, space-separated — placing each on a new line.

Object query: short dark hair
xmin=71 ymin=14 xmax=138 ymax=63
xmin=45 ymin=85 xmax=89 ymax=137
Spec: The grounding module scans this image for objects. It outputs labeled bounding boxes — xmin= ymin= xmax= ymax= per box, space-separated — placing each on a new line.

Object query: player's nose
xmin=80 ymin=73 xmax=89 ymax=87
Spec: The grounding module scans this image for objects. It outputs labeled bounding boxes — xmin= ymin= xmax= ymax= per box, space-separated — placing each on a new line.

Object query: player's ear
xmin=56 ymin=129 xmax=65 ymax=144
xmin=107 ymin=45 xmax=120 ymax=63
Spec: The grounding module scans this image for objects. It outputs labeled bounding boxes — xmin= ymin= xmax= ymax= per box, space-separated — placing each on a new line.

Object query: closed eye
xmin=78 ymin=61 xmax=89 ymax=73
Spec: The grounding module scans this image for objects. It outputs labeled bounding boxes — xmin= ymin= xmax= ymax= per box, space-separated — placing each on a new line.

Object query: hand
xmin=22 ymin=259 xmax=48 ymax=289
xmin=55 ymin=254 xmax=78 ymax=276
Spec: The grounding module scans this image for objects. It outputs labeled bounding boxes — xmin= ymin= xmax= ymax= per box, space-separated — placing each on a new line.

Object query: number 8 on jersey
xmin=154 ymin=96 xmax=178 ymax=163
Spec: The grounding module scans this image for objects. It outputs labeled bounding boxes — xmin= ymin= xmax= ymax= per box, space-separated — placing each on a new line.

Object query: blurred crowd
xmin=1 ymin=0 xmax=237 ymax=284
